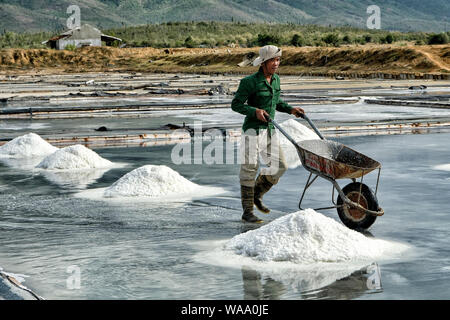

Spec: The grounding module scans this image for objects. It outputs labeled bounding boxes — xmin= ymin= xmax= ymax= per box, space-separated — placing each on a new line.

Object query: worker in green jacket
xmin=231 ymin=45 xmax=305 ymax=223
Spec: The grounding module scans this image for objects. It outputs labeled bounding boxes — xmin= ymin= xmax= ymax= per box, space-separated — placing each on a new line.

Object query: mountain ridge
xmin=0 ymin=0 xmax=449 ymax=33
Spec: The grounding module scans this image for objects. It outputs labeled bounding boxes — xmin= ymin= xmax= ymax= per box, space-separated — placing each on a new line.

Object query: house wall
xmin=57 ymin=38 xmax=102 ymax=50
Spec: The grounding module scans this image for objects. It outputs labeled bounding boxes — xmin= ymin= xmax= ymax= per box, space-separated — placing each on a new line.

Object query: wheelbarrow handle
xmin=266 ymin=113 xmax=325 ymax=141
xmin=301 ymin=114 xmax=325 ymax=140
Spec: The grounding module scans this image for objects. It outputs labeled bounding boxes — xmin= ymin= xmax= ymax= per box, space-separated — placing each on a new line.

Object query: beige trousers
xmin=239 ymin=129 xmax=288 ymax=187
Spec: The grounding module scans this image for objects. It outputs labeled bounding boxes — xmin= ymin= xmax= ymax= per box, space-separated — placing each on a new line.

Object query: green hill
xmin=0 ymin=0 xmax=448 ymax=33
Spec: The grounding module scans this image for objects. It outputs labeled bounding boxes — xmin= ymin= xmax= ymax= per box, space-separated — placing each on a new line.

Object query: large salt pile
xmin=104 ymin=164 xmax=200 ymax=198
xmin=36 ymin=144 xmax=113 ymax=170
xmin=225 ymin=209 xmax=409 ymax=264
xmin=0 ymin=133 xmax=58 ymax=158
xmin=278 ymin=119 xmax=320 ymax=169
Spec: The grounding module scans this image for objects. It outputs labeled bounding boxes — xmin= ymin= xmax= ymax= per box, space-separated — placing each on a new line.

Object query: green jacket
xmin=231 ymin=68 xmax=293 ymax=134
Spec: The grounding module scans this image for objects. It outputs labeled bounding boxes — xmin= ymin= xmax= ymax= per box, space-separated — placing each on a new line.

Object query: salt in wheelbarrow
xmin=269 ymin=115 xmax=384 ymax=230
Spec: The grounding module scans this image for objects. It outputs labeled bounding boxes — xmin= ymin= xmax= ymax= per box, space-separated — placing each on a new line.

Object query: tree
xmin=385 ymin=34 xmax=394 ymax=44
xmin=256 ymin=33 xmax=280 ymax=46
xmin=290 ymin=34 xmax=304 ymax=47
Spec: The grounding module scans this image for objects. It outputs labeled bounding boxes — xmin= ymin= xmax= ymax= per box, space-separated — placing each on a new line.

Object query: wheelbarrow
xmin=269 ymin=115 xmax=384 ymax=230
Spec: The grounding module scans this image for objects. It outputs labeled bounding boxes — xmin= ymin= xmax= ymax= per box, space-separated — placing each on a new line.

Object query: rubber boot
xmin=241 ymin=185 xmax=263 ymax=223
xmin=254 ymin=175 xmax=274 ymax=214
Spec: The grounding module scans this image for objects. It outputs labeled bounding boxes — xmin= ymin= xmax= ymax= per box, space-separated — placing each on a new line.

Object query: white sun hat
xmin=252 ymin=45 xmax=282 ymax=66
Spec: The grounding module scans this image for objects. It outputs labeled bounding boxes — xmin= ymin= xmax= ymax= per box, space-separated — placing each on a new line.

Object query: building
xmin=42 ymin=24 xmax=122 ymax=50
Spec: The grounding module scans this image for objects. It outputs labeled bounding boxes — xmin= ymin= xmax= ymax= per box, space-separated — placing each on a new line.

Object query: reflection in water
xmin=39 ymin=168 xmax=110 ymax=189
xmin=241 ymin=263 xmax=382 ymax=300
xmin=0 ymin=157 xmax=44 ymax=170
xmin=0 ymin=157 xmax=111 ymax=189
xmin=301 ymin=263 xmax=382 ymax=299
xmin=242 ymin=266 xmax=286 ymax=300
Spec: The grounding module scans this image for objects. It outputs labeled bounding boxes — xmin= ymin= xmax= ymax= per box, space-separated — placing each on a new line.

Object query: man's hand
xmin=255 ymin=109 xmax=270 ymax=122
xmin=291 ymin=107 xmax=305 ymax=118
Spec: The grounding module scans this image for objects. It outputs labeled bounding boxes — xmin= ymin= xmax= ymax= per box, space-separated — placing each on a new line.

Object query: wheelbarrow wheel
xmin=336 ymin=182 xmax=378 ymax=230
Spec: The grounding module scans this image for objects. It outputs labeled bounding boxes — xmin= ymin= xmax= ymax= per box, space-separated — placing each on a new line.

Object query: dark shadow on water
xmin=241 ymin=266 xmax=286 ymax=300
xmin=355 ymin=228 xmax=374 ymax=238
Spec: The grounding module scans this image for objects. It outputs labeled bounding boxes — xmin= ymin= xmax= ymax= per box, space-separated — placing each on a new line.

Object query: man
xmin=231 ymin=45 xmax=305 ymax=223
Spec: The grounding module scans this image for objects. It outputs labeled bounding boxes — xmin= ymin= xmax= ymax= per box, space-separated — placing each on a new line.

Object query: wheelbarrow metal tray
xmin=295 ymin=139 xmax=381 ymax=180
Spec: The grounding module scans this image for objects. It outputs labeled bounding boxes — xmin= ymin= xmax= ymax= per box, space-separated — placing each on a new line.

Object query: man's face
xmin=263 ymin=57 xmax=281 ymax=75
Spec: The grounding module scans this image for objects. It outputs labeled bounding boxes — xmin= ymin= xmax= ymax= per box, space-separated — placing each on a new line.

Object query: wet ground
xmin=0 ymin=131 xmax=449 ymax=299
xmin=0 ymin=73 xmax=450 ymax=300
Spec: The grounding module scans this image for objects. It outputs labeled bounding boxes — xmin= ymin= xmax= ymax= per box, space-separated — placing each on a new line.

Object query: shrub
xmin=322 ymin=33 xmax=340 ymax=46
xmin=427 ymin=33 xmax=449 ymax=45
xmin=364 ymin=34 xmax=372 ymax=43
xmin=64 ymin=44 xmax=77 ymax=51
xmin=110 ymin=40 xmax=121 ymax=47
xmin=256 ymin=33 xmax=281 ymax=46
xmin=184 ymin=36 xmax=196 ymax=48
xmin=342 ymin=35 xmax=352 ymax=44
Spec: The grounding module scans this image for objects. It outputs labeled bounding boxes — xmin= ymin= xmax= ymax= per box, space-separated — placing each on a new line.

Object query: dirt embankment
xmin=0 ymin=45 xmax=449 ymax=78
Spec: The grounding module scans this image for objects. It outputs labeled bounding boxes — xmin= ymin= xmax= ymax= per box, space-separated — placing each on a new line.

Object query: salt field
xmin=0 ymin=74 xmax=449 ymax=300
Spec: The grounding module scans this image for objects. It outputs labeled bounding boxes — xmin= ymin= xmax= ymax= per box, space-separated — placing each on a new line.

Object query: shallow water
xmin=0 ymin=132 xmax=449 ymax=299
xmin=1 ymin=99 xmax=450 ymax=142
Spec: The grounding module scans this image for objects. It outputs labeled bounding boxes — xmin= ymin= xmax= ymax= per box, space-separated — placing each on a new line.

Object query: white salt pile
xmin=279 ymin=119 xmax=320 ymax=144
xmin=193 ymin=208 xmax=412 ymax=294
xmin=278 ymin=119 xmax=320 ymax=169
xmin=432 ymin=164 xmax=450 ymax=172
xmin=36 ymin=144 xmax=113 ymax=170
xmin=0 ymin=133 xmax=58 ymax=158
xmin=224 ymin=209 xmax=410 ymax=264
xmin=103 ymin=164 xmax=200 ymax=198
